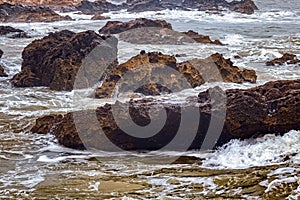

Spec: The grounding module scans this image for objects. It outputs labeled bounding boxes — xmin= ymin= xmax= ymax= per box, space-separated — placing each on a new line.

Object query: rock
xmin=94 ymin=52 xmax=256 ymax=98
xmin=11 ymin=30 xmax=118 ymax=91
xmin=31 ymin=79 xmax=300 ymax=150
xmin=76 ymin=0 xmax=121 ymax=15
xmin=99 ymin=18 xmax=172 ymax=34
xmin=30 ymin=114 xmax=63 ymax=134
xmin=91 ymin=13 xmax=111 ymax=20
xmin=0 ymin=48 xmax=7 ymax=77
xmin=0 ymin=25 xmax=31 ymax=38
xmin=127 ymin=0 xmax=165 ymax=12
xmin=0 ymin=26 xmax=23 ymax=35
xmin=183 ymin=30 xmax=223 ymax=45
xmin=229 ymin=0 xmax=259 ymax=15
xmin=8 ymin=32 xmax=31 ymax=39
xmin=266 ymin=53 xmax=300 ymax=66
xmin=0 ymin=0 xmax=81 ymax=7
xmin=0 ymin=65 xmax=7 ymax=77
xmin=0 ymin=3 xmax=72 ymax=22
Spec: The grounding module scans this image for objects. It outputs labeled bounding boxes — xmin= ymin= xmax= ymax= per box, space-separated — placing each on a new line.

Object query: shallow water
xmin=0 ymin=0 xmax=300 ymax=199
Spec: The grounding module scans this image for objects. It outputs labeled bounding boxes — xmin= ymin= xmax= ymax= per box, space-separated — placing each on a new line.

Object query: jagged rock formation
xmin=11 ymin=30 xmax=118 ymax=91
xmin=31 ymin=79 xmax=300 ymax=150
xmin=94 ymin=51 xmax=256 ymax=98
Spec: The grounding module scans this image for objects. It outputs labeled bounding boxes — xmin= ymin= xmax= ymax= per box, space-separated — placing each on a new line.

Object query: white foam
xmin=202 ymin=130 xmax=300 ymax=169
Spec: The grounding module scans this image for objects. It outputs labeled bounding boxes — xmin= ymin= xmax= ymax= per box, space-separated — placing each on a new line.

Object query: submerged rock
xmin=11 ymin=30 xmax=118 ymax=91
xmin=94 ymin=51 xmax=256 ymax=98
xmin=99 ymin=18 xmax=173 ymax=34
xmin=266 ymin=53 xmax=300 ymax=66
xmin=0 ymin=25 xmax=31 ymax=38
xmin=31 ymin=79 xmax=300 ymax=150
xmin=0 ymin=3 xmax=72 ymax=22
xmin=91 ymin=13 xmax=111 ymax=20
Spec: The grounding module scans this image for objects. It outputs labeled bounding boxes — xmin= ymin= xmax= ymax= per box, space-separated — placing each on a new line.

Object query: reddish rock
xmin=11 ymin=30 xmax=118 ymax=91
xmin=94 ymin=52 xmax=256 ymax=98
xmin=91 ymin=13 xmax=111 ymax=20
xmin=183 ymin=30 xmax=223 ymax=45
xmin=31 ymin=79 xmax=300 ymax=150
xmin=99 ymin=18 xmax=172 ymax=34
xmin=30 ymin=114 xmax=63 ymax=134
xmin=0 ymin=3 xmax=72 ymax=22
xmin=266 ymin=53 xmax=300 ymax=66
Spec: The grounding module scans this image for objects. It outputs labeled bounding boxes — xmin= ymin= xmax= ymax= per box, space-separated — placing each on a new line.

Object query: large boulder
xmin=0 ymin=3 xmax=72 ymax=22
xmin=11 ymin=30 xmax=118 ymax=91
xmin=31 ymin=79 xmax=300 ymax=150
xmin=94 ymin=51 xmax=256 ymax=98
xmin=99 ymin=18 xmax=173 ymax=34
xmin=229 ymin=0 xmax=259 ymax=15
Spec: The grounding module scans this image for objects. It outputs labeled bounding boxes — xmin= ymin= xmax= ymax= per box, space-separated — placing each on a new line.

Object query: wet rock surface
xmin=99 ymin=18 xmax=173 ymax=34
xmin=31 ymin=79 xmax=300 ymax=150
xmin=11 ymin=30 xmax=118 ymax=91
xmin=266 ymin=53 xmax=300 ymax=66
xmin=76 ymin=0 xmax=121 ymax=15
xmin=94 ymin=51 xmax=256 ymax=98
xmin=0 ymin=3 xmax=72 ymax=22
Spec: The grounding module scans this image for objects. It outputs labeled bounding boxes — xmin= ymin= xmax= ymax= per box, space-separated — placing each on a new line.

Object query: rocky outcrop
xmin=94 ymin=51 xmax=256 ymax=98
xmin=0 ymin=3 xmax=72 ymax=22
xmin=0 ymin=0 xmax=81 ymax=7
xmin=0 ymin=26 xmax=31 ymax=38
xmin=183 ymin=30 xmax=223 ymax=45
xmin=99 ymin=19 xmax=223 ymax=45
xmin=31 ymin=79 xmax=300 ymax=150
xmin=76 ymin=0 xmax=121 ymax=15
xmin=91 ymin=13 xmax=110 ymax=20
xmin=99 ymin=18 xmax=173 ymax=34
xmin=0 ymin=49 xmax=7 ymax=77
xmin=11 ymin=30 xmax=118 ymax=91
xmin=266 ymin=53 xmax=300 ymax=66
xmin=229 ymin=0 xmax=259 ymax=15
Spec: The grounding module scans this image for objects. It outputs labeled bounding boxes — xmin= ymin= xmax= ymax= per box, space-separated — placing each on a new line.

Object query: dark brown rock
xmin=266 ymin=53 xmax=300 ymax=66
xmin=0 ymin=26 xmax=23 ymax=35
xmin=30 ymin=114 xmax=63 ymax=134
xmin=91 ymin=13 xmax=111 ymax=20
xmin=99 ymin=18 xmax=172 ymax=34
xmin=229 ymin=0 xmax=259 ymax=15
xmin=94 ymin=52 xmax=256 ymax=98
xmin=0 ymin=49 xmax=7 ymax=77
xmin=31 ymin=79 xmax=300 ymax=150
xmin=0 ymin=3 xmax=72 ymax=22
xmin=76 ymin=0 xmax=121 ymax=15
xmin=11 ymin=30 xmax=118 ymax=91
xmin=0 ymin=65 xmax=7 ymax=77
